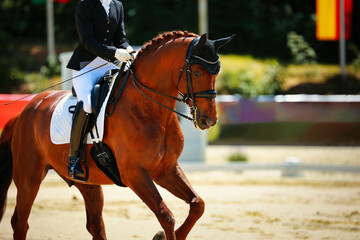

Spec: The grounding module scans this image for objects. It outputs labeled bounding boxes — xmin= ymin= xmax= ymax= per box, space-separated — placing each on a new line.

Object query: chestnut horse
xmin=0 ymin=31 xmax=233 ymax=240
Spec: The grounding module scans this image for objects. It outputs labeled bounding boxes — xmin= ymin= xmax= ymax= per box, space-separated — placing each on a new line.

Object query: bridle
xmin=130 ymin=37 xmax=218 ymax=128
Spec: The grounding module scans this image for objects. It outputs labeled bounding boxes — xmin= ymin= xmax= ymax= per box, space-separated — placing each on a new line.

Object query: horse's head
xmin=131 ymin=31 xmax=234 ymax=130
xmin=176 ymin=33 xmax=235 ymax=130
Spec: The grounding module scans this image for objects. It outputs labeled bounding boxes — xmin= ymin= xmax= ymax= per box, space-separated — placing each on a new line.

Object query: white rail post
xmin=46 ymin=0 xmax=55 ymax=59
xmin=282 ymin=157 xmax=303 ymax=177
xmin=339 ymin=0 xmax=346 ymax=79
xmin=198 ymin=0 xmax=208 ymax=35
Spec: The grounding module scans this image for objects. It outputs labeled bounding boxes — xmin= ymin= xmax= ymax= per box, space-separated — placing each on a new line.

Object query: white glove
xmin=126 ymin=46 xmax=135 ymax=59
xmin=115 ymin=48 xmax=132 ymax=63
xmin=126 ymin=46 xmax=134 ymax=53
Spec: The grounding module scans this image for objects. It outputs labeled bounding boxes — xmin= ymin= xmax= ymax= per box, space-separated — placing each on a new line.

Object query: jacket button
xmin=106 ymin=30 xmax=109 ymax=33
xmin=107 ymin=21 xmax=110 ymax=24
xmin=104 ymin=38 xmax=107 ymax=41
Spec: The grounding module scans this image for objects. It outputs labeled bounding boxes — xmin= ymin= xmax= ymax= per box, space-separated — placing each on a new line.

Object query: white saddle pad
xmin=50 ymin=73 xmax=118 ymax=145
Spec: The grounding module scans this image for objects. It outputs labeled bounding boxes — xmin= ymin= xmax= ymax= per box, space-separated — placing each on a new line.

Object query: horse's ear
xmin=194 ymin=33 xmax=208 ymax=51
xmin=214 ymin=34 xmax=236 ymax=51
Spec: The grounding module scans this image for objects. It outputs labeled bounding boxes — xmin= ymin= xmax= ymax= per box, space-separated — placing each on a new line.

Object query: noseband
xmin=131 ymin=37 xmax=219 ymax=127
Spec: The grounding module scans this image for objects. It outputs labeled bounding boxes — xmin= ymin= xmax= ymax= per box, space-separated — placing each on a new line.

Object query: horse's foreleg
xmin=125 ymin=167 xmax=176 ymax=240
xmin=154 ymin=164 xmax=205 ymax=240
xmin=75 ymin=183 xmax=107 ymax=240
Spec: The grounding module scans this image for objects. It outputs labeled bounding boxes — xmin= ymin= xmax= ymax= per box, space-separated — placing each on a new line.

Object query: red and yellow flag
xmin=316 ymin=0 xmax=353 ymax=40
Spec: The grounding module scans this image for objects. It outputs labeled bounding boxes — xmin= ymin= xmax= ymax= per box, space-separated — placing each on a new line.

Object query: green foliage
xmin=287 ymin=31 xmax=317 ymax=64
xmin=0 ymin=56 xmax=58 ymax=94
xmin=0 ymin=51 xmax=61 ymax=93
xmin=261 ymin=65 xmax=284 ymax=95
xmin=208 ymin=121 xmax=221 ymax=144
xmin=216 ymin=55 xmax=283 ymax=97
xmin=1 ymin=0 xmax=359 ymax=94
xmin=0 ymin=0 xmax=351 ymax=63
xmin=0 ymin=61 xmax=24 ymax=93
xmin=228 ymin=152 xmax=248 ymax=162
xmin=124 ymin=0 xmax=197 ymax=44
xmin=349 ymin=43 xmax=360 ymax=74
xmin=22 ymin=72 xmax=50 ymax=93
xmin=208 ymin=0 xmax=318 ymax=59
xmin=40 ymin=55 xmax=61 ymax=77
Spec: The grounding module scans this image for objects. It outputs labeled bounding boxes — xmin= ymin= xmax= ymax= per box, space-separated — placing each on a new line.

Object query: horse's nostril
xmin=200 ymin=119 xmax=207 ymax=126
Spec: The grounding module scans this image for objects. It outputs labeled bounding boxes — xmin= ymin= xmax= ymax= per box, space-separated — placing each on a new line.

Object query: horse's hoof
xmin=152 ymin=231 xmax=166 ymax=240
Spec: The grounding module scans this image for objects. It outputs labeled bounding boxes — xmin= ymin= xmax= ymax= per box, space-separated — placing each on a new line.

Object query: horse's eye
xmin=193 ymin=71 xmax=203 ymax=78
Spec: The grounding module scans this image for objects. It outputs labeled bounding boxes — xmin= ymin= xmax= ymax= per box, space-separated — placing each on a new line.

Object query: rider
xmin=66 ymin=0 xmax=134 ymax=179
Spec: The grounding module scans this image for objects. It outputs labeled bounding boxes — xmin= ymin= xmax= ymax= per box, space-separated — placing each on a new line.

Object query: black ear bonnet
xmin=185 ymin=33 xmax=235 ymax=75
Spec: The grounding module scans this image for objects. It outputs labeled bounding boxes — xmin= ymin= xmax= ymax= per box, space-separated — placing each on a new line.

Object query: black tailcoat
xmin=67 ymin=0 xmax=130 ymax=70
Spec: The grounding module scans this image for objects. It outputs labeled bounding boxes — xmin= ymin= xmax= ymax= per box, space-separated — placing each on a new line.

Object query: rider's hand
xmin=126 ymin=46 xmax=134 ymax=53
xmin=115 ymin=48 xmax=132 ymax=63
xmin=126 ymin=46 xmax=135 ymax=59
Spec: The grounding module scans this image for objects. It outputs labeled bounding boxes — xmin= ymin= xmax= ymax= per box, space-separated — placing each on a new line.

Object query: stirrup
xmin=68 ymin=156 xmax=85 ymax=179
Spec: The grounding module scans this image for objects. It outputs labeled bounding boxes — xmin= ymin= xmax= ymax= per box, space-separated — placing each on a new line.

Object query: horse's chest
xmin=146 ymin=126 xmax=183 ymax=158
xmin=132 ymin=124 xmax=166 ymax=153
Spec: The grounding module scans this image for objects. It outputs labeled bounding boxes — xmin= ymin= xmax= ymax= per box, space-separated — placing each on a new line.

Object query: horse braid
xmin=0 ymin=115 xmax=18 ymax=221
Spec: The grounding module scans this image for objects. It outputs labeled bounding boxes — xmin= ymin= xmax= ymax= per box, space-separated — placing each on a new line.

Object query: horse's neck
xmin=121 ymin=40 xmax=189 ymax=123
xmin=130 ymin=67 xmax=179 ymax=116
xmin=131 ymin=47 xmax=185 ymax=110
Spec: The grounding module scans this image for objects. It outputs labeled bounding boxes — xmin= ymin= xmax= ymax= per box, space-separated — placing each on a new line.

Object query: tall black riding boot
xmin=68 ymin=101 xmax=91 ymax=179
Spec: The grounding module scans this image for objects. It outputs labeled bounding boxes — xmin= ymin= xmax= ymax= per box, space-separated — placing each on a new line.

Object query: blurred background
xmin=2 ymin=1 xmax=360 ymax=239
xmin=1 ymin=0 xmax=360 ymax=146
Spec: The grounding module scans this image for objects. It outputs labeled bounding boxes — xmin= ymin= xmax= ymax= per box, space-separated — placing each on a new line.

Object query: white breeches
xmin=72 ymin=57 xmax=119 ymax=113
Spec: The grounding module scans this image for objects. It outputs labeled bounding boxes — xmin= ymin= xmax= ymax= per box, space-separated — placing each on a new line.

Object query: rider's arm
xmin=75 ymin=0 xmax=117 ymax=61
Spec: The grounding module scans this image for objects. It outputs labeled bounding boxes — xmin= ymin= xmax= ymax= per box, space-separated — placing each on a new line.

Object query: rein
xmin=130 ymin=69 xmax=195 ymax=121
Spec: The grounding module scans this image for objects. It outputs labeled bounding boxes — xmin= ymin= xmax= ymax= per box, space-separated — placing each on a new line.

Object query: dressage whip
xmin=1 ymin=60 xmax=121 ymax=106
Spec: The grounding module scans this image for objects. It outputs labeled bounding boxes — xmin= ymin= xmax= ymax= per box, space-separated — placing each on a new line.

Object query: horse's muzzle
xmin=196 ymin=115 xmax=216 ymax=130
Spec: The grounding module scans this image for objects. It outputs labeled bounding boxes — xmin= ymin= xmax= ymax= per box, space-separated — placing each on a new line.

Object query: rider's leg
xmin=67 ymin=67 xmax=96 ymax=179
xmin=68 ymin=57 xmax=119 ymax=179
xmin=68 ymin=101 xmax=90 ymax=178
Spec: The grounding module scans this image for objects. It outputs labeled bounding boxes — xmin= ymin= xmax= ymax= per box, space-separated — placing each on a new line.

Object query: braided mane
xmin=135 ymin=30 xmax=198 ymax=61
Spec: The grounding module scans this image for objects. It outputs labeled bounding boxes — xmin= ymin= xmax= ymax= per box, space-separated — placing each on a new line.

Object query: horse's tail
xmin=0 ymin=115 xmax=18 ymax=221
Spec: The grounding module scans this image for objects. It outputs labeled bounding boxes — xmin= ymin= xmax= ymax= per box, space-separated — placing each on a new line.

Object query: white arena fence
xmin=181 ymin=161 xmax=360 ymax=177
